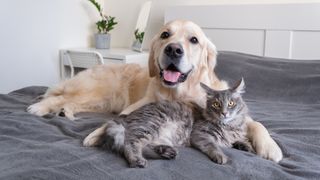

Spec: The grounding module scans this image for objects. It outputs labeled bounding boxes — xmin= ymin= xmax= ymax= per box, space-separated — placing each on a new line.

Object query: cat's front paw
xmin=155 ymin=145 xmax=178 ymax=159
xmin=209 ymin=152 xmax=228 ymax=164
xmin=128 ymin=157 xmax=148 ymax=168
xmin=253 ymin=136 xmax=283 ymax=163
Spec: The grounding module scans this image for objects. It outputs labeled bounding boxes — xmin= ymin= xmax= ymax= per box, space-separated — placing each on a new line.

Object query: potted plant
xmin=132 ymin=28 xmax=145 ymax=52
xmin=88 ymin=0 xmax=118 ymax=49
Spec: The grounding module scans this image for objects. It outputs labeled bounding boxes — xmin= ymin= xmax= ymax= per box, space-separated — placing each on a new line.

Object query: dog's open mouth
xmin=160 ymin=64 xmax=192 ymax=86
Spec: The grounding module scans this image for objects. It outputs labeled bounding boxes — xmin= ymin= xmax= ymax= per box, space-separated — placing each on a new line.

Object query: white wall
xmin=103 ymin=0 xmax=148 ymax=48
xmin=104 ymin=0 xmax=320 ymax=49
xmin=0 ymin=0 xmax=102 ymax=93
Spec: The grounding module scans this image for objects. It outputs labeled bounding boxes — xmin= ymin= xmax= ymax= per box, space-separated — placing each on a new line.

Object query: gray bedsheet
xmin=1 ymin=51 xmax=320 ymax=180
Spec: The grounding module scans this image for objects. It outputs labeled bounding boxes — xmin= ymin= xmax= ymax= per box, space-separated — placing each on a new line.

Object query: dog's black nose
xmin=164 ymin=43 xmax=184 ymax=58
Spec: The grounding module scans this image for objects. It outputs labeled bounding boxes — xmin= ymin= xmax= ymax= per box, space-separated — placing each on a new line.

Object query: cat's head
xmin=200 ymin=79 xmax=246 ymax=124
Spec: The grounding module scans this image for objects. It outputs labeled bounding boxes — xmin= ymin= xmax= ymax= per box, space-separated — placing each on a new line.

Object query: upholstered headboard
xmin=165 ymin=3 xmax=320 ymax=60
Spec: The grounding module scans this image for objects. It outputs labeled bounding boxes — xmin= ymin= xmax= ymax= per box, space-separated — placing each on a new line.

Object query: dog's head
xmin=148 ymin=20 xmax=217 ymax=88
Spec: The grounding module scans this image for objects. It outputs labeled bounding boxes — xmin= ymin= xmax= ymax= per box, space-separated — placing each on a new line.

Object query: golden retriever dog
xmin=27 ymin=20 xmax=282 ymax=162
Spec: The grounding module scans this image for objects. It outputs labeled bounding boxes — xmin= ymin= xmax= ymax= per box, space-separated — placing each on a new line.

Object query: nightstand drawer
xmin=103 ymin=58 xmax=125 ymax=64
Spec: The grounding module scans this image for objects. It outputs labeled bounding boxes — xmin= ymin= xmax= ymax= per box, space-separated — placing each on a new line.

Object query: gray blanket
xmin=1 ymin=51 xmax=320 ymax=180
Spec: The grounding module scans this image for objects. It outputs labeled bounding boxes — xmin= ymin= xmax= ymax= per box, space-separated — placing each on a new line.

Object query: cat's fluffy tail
xmin=103 ymin=120 xmax=125 ymax=153
xmin=83 ymin=120 xmax=125 ymax=153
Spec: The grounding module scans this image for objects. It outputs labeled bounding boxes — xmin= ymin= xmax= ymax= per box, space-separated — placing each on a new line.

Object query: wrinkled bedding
xmin=0 ymin=51 xmax=320 ymax=180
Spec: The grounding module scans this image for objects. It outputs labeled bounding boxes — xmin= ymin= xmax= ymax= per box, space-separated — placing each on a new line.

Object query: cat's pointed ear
xmin=231 ymin=78 xmax=245 ymax=94
xmin=200 ymin=82 xmax=213 ymax=95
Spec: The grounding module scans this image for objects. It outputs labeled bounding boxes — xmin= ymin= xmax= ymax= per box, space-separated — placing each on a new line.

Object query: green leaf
xmin=88 ymin=0 xmax=101 ymax=12
xmin=134 ymin=28 xmax=144 ymax=43
xmin=104 ymin=16 xmax=118 ymax=33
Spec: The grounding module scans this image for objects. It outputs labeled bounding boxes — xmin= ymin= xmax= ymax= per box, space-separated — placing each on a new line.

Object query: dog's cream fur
xmin=28 ymin=63 xmax=149 ymax=119
xmin=28 ymin=20 xmax=282 ymax=162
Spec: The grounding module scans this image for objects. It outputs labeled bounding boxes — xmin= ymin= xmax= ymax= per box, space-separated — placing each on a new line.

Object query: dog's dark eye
xmin=190 ymin=37 xmax=198 ymax=44
xmin=160 ymin=31 xmax=170 ymax=39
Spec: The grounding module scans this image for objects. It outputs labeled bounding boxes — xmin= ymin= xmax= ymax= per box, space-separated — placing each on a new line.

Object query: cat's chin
xmin=221 ymin=117 xmax=233 ymax=125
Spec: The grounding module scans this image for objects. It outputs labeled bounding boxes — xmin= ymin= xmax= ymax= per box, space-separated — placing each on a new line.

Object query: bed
xmin=1 ymin=51 xmax=320 ymax=179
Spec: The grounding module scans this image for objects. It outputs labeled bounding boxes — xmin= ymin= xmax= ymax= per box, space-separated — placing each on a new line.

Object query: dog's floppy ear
xmin=206 ymin=38 xmax=218 ymax=81
xmin=148 ymin=36 xmax=158 ymax=77
xmin=207 ymin=39 xmax=218 ymax=73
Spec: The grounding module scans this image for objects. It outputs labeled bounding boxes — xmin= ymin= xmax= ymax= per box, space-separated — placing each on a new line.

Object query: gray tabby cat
xmin=86 ymin=100 xmax=195 ymax=168
xmin=191 ymin=79 xmax=254 ymax=164
xmin=83 ymin=78 xmax=254 ymax=168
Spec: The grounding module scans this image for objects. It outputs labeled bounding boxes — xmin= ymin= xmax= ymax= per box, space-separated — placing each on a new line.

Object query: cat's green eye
xmin=228 ymin=100 xmax=235 ymax=107
xmin=212 ymin=101 xmax=220 ymax=108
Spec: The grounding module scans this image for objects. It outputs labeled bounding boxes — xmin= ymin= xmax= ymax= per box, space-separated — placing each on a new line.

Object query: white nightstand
xmin=60 ymin=48 xmax=149 ymax=79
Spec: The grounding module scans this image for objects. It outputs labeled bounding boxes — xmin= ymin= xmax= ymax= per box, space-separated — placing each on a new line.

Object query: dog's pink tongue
xmin=163 ymin=70 xmax=181 ymax=82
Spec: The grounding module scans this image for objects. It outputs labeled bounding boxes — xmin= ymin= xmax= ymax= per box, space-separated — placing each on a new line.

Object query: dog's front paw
xmin=83 ymin=134 xmax=100 ymax=147
xmin=27 ymin=103 xmax=49 ymax=116
xmin=253 ymin=136 xmax=283 ymax=163
xmin=129 ymin=157 xmax=148 ymax=168
xmin=209 ymin=152 xmax=228 ymax=164
xmin=83 ymin=125 xmax=106 ymax=147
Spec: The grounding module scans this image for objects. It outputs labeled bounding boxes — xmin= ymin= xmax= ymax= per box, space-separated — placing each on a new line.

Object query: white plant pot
xmin=95 ymin=33 xmax=111 ymax=49
xmin=132 ymin=40 xmax=142 ymax=52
